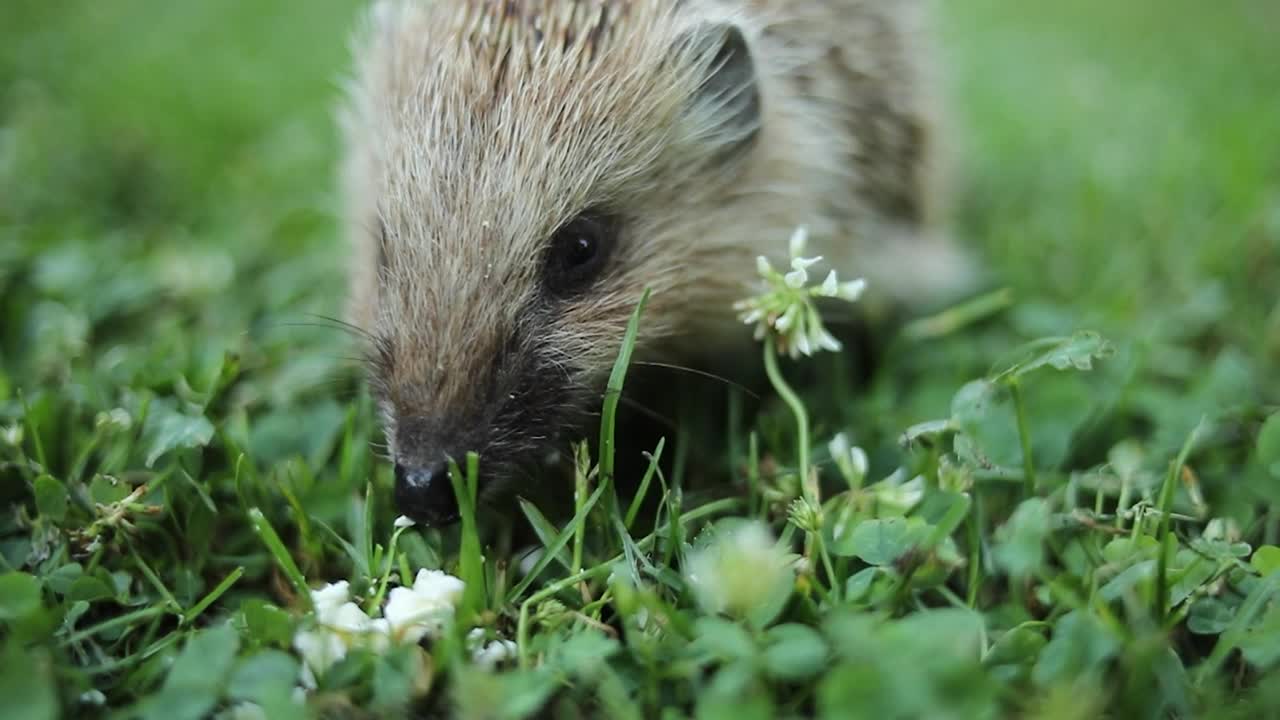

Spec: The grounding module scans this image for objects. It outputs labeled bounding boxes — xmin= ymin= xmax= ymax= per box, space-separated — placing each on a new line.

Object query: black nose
xmin=393 ymin=460 xmax=460 ymax=527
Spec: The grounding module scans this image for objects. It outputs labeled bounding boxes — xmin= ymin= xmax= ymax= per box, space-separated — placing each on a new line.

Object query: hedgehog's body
xmin=341 ymin=0 xmax=971 ymax=524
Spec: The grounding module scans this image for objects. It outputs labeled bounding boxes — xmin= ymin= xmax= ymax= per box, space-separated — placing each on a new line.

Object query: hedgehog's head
xmin=340 ymin=1 xmax=765 ymax=525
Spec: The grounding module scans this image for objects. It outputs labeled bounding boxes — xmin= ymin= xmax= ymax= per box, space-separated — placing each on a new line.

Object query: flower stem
xmin=1009 ymin=379 xmax=1036 ymax=497
xmin=763 ymin=335 xmax=810 ymax=493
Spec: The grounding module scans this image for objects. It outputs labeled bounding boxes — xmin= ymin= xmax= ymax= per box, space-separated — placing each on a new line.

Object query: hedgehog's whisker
xmin=630 ymin=361 xmax=759 ymax=399
xmin=304 ymin=313 xmax=377 ymax=341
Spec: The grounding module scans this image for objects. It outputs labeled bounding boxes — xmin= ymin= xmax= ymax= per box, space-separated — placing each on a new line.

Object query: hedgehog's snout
xmin=391 ymin=415 xmax=472 ymax=527
xmin=393 ymin=459 xmax=459 ymax=527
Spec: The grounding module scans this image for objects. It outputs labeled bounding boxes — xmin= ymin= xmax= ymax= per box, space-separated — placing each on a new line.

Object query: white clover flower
xmin=466 ymin=628 xmax=519 ymax=670
xmin=94 ymin=408 xmax=133 ymax=432
xmin=473 ymin=639 xmax=519 ymax=669
xmin=867 ymin=471 xmax=925 ymax=514
xmin=828 ymin=433 xmax=870 ymax=489
xmin=733 ymin=226 xmax=866 ymax=359
xmin=310 ymin=581 xmax=351 ymax=619
xmin=1 ymin=424 xmax=22 ymax=447
xmin=384 ymin=569 xmax=465 ymax=643
xmin=293 ymin=624 xmax=348 ymax=678
xmin=294 ymin=581 xmax=395 ymax=680
xmin=789 ymin=225 xmax=809 ymax=257
xmin=685 ymin=521 xmax=793 ymax=618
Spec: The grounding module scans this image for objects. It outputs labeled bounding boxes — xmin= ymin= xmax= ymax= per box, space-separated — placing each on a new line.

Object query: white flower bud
xmin=820 ymin=270 xmax=839 ymax=296
xmin=788 ymin=226 xmax=809 ymax=258
xmin=310 ymin=581 xmax=351 ymax=621
xmin=837 ymin=278 xmax=867 ymax=301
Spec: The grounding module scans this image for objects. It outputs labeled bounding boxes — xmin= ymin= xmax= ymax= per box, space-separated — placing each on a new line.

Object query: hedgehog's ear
xmin=681 ymin=23 xmax=761 ymax=161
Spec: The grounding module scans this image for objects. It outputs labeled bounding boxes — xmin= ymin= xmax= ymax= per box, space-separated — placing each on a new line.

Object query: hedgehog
xmin=339 ymin=0 xmax=974 ymax=525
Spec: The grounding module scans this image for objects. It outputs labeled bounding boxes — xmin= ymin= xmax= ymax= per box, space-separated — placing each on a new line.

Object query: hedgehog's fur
xmin=339 ymin=0 xmax=972 ymax=516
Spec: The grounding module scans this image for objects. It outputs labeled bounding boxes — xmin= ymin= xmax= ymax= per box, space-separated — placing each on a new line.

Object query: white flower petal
xmin=813 ymin=327 xmax=842 ymax=352
xmin=775 ymin=304 xmax=798 ymax=332
xmin=310 ymin=581 xmax=351 ymax=621
xmin=756 ymin=255 xmax=772 ymax=276
xmin=784 ymin=268 xmax=808 ymax=289
xmin=790 ymin=255 xmax=823 ymax=272
xmin=366 ymin=618 xmax=393 ymax=653
xmin=471 ymin=639 xmax=519 ymax=669
xmin=384 ymin=585 xmax=456 ymax=643
xmin=788 ymin=227 xmax=808 ymax=258
xmin=838 ymin=278 xmax=868 ymax=301
xmin=330 ymin=602 xmax=372 ymax=633
xmin=849 ymin=447 xmax=869 ymax=478
xmin=411 ymin=569 xmax=466 ymax=605
xmin=820 ymin=270 xmax=839 ymax=296
xmin=394 ymin=515 xmax=416 ymax=529
xmin=794 ymin=332 xmax=813 ymax=357
xmin=294 ymin=628 xmax=347 ymax=676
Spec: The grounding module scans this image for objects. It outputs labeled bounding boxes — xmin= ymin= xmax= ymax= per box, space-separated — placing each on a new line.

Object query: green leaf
xmin=983 ymin=623 xmax=1048 ymax=666
xmin=89 ymin=474 xmax=131 ymax=505
xmin=993 ymin=498 xmax=1051 ymax=578
xmin=0 ymin=572 xmax=42 ymax=621
xmin=993 ymin=331 xmax=1114 ymax=381
xmin=1188 ymin=598 xmax=1237 ymax=635
xmin=762 ymin=623 xmax=828 ymax=680
xmin=44 ymin=563 xmax=83 ymax=596
xmin=1258 ymin=413 xmax=1280 ymax=476
xmin=950 ymin=380 xmax=1021 ymax=469
xmin=241 ymin=599 xmax=295 ymax=647
xmin=168 ymin=624 xmax=240 ymax=689
xmin=1031 ymin=611 xmax=1120 ymax=687
xmin=1253 ymin=546 xmax=1280 ymax=577
xmin=142 ymin=398 xmax=214 ymax=467
xmin=33 ymin=475 xmax=67 ymax=523
xmin=831 ymin=517 xmax=929 ymax=565
xmin=0 ymin=643 xmax=56 ymax=720
xmin=373 ymin=645 xmax=423 ymax=711
xmin=548 ymin=632 xmax=621 ymax=679
xmin=227 ymin=650 xmax=299 ymax=704
xmin=66 ymin=575 xmax=115 ymax=604
xmin=142 ymin=624 xmax=241 ymax=720
xmin=693 ymin=617 xmax=757 ymax=661
xmin=1239 ymin=605 xmax=1280 ymax=670
xmin=454 ymin=666 xmax=555 ymax=720
xmin=844 ymin=567 xmax=879 ymax=600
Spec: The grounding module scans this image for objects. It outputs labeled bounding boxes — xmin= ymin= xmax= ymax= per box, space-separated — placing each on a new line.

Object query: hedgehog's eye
xmin=544 ymin=213 xmax=616 ymax=295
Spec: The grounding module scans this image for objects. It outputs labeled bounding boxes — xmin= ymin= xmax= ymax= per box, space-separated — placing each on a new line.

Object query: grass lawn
xmin=3 ymin=1 xmax=1280 ymax=717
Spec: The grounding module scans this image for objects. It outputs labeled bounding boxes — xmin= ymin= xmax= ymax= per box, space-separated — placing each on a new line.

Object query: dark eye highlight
xmin=543 ymin=212 xmax=617 ymax=296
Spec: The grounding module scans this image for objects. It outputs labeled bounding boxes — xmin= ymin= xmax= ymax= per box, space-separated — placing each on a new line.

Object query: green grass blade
xmin=248 ymin=507 xmax=312 ymax=612
xmin=1155 ymin=421 xmax=1202 ymax=623
xmin=516 ymin=498 xmax=574 ymax=573
xmin=182 ymin=566 xmax=244 ymax=625
xmin=448 ymin=453 xmax=486 ymax=618
xmin=506 ymin=481 xmax=609 ymax=604
xmin=599 ymin=288 xmax=650 ymax=486
xmin=625 ymin=437 xmax=665 ymax=530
